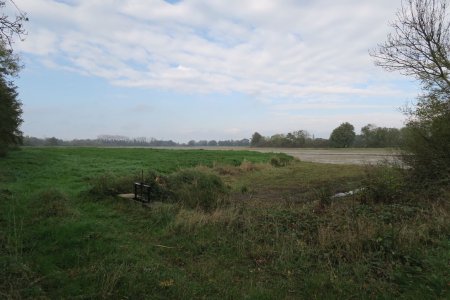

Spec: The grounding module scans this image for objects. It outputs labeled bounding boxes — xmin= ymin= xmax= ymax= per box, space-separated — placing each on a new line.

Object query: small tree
xmin=371 ymin=0 xmax=450 ymax=187
xmin=329 ymin=122 xmax=355 ymax=148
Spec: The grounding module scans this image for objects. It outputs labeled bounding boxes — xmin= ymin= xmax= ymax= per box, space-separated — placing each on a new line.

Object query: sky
xmin=11 ymin=0 xmax=419 ymax=142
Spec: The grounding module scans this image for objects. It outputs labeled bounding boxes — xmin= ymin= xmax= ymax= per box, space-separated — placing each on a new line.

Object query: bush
xmin=361 ymin=165 xmax=405 ymax=203
xmin=402 ymin=110 xmax=450 ymax=189
xmin=88 ymin=168 xmax=229 ymax=212
xmin=167 ymin=169 xmax=229 ymax=212
xmin=270 ymin=155 xmax=292 ymax=167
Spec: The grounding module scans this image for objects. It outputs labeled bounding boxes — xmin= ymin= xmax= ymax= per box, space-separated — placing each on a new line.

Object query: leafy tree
xmin=287 ymin=130 xmax=310 ymax=147
xmin=371 ymin=0 xmax=450 ymax=187
xmin=0 ymin=75 xmax=21 ymax=155
xmin=250 ymin=132 xmax=264 ymax=147
xmin=269 ymin=134 xmax=286 ymax=147
xmin=44 ymin=137 xmax=61 ymax=146
xmin=207 ymin=140 xmax=217 ymax=146
xmin=197 ymin=140 xmax=208 ymax=146
xmin=360 ymin=124 xmax=402 ymax=148
xmin=0 ymin=2 xmax=27 ymax=156
xmin=329 ymin=122 xmax=355 ymax=148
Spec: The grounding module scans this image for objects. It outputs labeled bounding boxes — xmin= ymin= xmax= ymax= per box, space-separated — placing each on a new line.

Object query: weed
xmin=314 ymin=187 xmax=332 ymax=208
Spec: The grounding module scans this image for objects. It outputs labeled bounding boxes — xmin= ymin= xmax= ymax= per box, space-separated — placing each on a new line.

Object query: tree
xmin=207 ymin=140 xmax=217 ymax=146
xmin=1 ymin=1 xmax=27 ymax=50
xmin=0 ymin=75 xmax=21 ymax=155
xmin=250 ymin=132 xmax=264 ymax=147
xmin=0 ymin=2 xmax=27 ymax=156
xmin=371 ymin=0 xmax=450 ymax=97
xmin=329 ymin=122 xmax=355 ymax=148
xmin=360 ymin=124 xmax=402 ymax=148
xmin=371 ymin=0 xmax=450 ymax=186
xmin=286 ymin=130 xmax=310 ymax=147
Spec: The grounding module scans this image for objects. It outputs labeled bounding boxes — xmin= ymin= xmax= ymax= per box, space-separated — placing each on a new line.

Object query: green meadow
xmin=1 ymin=147 xmax=448 ymax=298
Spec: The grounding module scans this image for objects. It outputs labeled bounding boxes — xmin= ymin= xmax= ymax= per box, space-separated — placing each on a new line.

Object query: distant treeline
xmin=23 ymin=123 xmax=404 ymax=149
xmin=22 ymin=135 xmax=250 ymax=147
xmin=250 ymin=123 xmax=406 ymax=148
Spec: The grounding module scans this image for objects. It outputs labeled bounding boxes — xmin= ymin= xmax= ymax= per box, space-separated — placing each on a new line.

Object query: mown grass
xmin=0 ymin=147 xmax=449 ymax=298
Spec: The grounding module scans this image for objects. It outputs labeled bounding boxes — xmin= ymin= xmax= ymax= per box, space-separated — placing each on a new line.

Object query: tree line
xmin=22 ymin=135 xmax=251 ymax=147
xmin=23 ymin=122 xmax=405 ymax=148
xmin=250 ymin=123 xmax=406 ymax=148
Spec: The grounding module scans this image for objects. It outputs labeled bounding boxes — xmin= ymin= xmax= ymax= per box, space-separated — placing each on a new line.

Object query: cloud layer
xmin=17 ymin=0 xmax=409 ymax=99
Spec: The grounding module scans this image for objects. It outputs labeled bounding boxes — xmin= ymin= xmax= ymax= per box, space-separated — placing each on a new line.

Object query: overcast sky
xmin=13 ymin=0 xmax=418 ymax=142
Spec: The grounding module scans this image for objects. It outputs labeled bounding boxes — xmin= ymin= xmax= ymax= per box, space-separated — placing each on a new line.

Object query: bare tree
xmin=371 ymin=0 xmax=450 ymax=97
xmin=0 ymin=0 xmax=27 ymax=50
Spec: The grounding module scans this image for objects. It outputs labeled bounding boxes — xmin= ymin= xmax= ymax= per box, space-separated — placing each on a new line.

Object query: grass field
xmin=1 ymin=147 xmax=448 ymax=298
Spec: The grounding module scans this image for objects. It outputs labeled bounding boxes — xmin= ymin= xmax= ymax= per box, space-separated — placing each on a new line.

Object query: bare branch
xmin=0 ymin=1 xmax=28 ymax=50
xmin=370 ymin=0 xmax=450 ymax=95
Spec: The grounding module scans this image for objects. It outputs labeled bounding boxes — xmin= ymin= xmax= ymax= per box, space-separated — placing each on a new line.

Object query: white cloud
xmin=15 ymin=0 xmax=413 ymax=101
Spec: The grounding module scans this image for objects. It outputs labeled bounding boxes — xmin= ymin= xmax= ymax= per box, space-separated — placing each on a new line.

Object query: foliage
xmin=89 ymin=168 xmax=229 ymax=212
xmin=22 ymin=135 xmax=251 ymax=147
xmin=361 ymin=164 xmax=406 ymax=203
xmin=269 ymin=155 xmax=292 ymax=167
xmin=329 ymin=122 xmax=356 ymax=148
xmin=372 ymin=0 xmax=450 ymax=189
xmin=250 ymin=130 xmax=332 ymax=148
xmin=250 ymin=131 xmax=264 ymax=146
xmin=358 ymin=124 xmax=403 ymax=148
xmin=401 ymin=107 xmax=450 ymax=187
xmin=0 ymin=2 xmax=27 ymax=157
xmin=0 ymin=75 xmax=22 ymax=156
xmin=166 ymin=169 xmax=229 ymax=211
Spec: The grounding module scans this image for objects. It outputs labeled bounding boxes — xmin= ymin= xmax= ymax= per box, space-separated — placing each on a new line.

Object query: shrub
xmin=88 ymin=168 xmax=229 ymax=211
xmin=402 ymin=110 xmax=450 ymax=189
xmin=167 ymin=169 xmax=229 ymax=212
xmin=361 ymin=165 xmax=405 ymax=203
xmin=270 ymin=155 xmax=292 ymax=167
